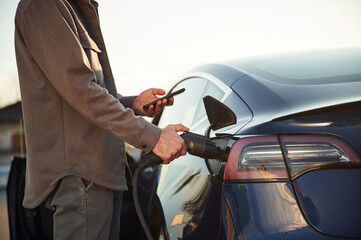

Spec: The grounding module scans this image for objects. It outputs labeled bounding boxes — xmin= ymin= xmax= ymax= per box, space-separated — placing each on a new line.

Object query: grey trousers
xmin=46 ymin=176 xmax=123 ymax=240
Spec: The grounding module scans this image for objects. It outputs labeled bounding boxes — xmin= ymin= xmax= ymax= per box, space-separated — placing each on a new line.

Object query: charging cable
xmin=133 ymin=152 xmax=163 ymax=240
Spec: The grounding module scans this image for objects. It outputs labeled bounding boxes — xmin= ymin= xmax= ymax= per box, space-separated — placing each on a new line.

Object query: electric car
xmin=131 ymin=48 xmax=361 ymax=240
xmin=7 ymin=48 xmax=361 ymax=240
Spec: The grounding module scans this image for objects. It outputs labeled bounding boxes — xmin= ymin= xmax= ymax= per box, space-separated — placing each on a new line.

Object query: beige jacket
xmin=15 ymin=0 xmax=161 ymax=208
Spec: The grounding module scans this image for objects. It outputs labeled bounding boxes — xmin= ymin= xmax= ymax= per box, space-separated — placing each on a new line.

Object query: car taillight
xmin=224 ymin=136 xmax=288 ymax=182
xmin=280 ymin=135 xmax=360 ymax=179
xmin=224 ymin=134 xmax=360 ymax=182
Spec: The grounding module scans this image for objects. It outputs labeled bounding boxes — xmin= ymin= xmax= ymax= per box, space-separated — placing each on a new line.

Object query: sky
xmin=1 ymin=0 xmax=361 ymax=108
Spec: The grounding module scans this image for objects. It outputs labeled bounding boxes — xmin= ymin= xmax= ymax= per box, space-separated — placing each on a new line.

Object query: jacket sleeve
xmin=19 ymin=0 xmax=161 ymax=152
xmin=117 ymin=95 xmax=137 ymax=109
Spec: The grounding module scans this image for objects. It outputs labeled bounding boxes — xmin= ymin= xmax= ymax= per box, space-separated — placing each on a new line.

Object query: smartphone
xmin=143 ymin=88 xmax=185 ymax=110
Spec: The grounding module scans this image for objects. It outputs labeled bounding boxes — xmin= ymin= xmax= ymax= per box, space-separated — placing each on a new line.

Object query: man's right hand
xmin=152 ymin=124 xmax=189 ymax=164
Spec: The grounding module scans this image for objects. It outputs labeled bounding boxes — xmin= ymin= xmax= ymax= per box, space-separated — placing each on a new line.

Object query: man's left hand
xmin=132 ymin=88 xmax=174 ymax=117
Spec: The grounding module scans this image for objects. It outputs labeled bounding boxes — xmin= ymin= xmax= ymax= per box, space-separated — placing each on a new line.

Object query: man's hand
xmin=133 ymin=88 xmax=174 ymax=117
xmin=152 ymin=124 xmax=189 ymax=164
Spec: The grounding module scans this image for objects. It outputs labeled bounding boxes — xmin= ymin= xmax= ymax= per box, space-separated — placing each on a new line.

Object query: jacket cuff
xmin=118 ymin=95 xmax=137 ymax=109
xmin=135 ymin=121 xmax=162 ymax=153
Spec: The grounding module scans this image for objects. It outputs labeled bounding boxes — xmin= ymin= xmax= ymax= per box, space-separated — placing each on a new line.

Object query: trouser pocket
xmin=80 ymin=178 xmax=93 ymax=191
xmin=46 ymin=175 xmax=117 ymax=240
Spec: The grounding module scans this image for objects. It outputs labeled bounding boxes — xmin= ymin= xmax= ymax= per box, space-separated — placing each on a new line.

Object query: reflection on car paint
xmin=166 ymin=174 xmax=211 ymax=239
xmin=222 ymin=182 xmax=308 ymax=238
xmin=157 ymin=154 xmax=212 ymax=239
xmin=223 ymin=196 xmax=237 ymax=240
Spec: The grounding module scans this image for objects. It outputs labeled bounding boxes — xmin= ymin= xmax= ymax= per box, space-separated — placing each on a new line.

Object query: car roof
xmin=227 ymin=47 xmax=361 ymax=84
xmin=190 ymin=48 xmax=361 ymax=122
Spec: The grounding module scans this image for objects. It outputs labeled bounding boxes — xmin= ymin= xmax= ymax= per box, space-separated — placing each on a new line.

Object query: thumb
xmin=168 ymin=124 xmax=190 ymax=132
xmin=152 ymin=88 xmax=166 ymax=96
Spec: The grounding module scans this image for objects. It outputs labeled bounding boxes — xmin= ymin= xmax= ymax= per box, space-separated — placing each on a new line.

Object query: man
xmin=14 ymin=0 xmax=188 ymax=239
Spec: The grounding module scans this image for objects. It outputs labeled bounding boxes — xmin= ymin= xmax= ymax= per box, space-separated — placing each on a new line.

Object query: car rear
xmin=221 ymin=102 xmax=361 ymax=239
xmin=218 ymin=48 xmax=361 ymax=239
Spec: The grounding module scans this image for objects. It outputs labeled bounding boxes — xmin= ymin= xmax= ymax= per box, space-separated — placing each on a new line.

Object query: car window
xmin=192 ymin=81 xmax=225 ymax=126
xmin=157 ymin=78 xmax=207 ymax=128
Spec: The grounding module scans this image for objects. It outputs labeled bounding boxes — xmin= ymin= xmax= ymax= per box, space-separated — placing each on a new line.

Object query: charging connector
xmin=181 ymin=132 xmax=224 ymax=160
xmin=133 ymin=131 xmax=226 ymax=240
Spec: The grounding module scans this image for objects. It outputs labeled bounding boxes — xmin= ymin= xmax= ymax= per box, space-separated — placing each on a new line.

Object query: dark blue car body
xmin=145 ymin=48 xmax=361 ymax=239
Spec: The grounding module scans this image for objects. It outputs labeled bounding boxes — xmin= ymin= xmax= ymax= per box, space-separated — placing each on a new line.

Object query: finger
xmin=152 ymin=99 xmax=167 ymax=116
xmin=152 ymin=88 xmax=166 ymax=96
xmin=181 ymin=143 xmax=188 ymax=156
xmin=166 ymin=97 xmax=174 ymax=106
xmin=172 ymin=124 xmax=190 ymax=132
xmin=153 ymin=100 xmax=163 ymax=115
xmin=166 ymin=151 xmax=177 ymax=163
xmin=147 ymin=104 xmax=155 ymax=116
xmin=161 ymin=99 xmax=168 ymax=109
xmin=178 ymin=136 xmax=188 ymax=155
xmin=175 ymin=152 xmax=182 ymax=159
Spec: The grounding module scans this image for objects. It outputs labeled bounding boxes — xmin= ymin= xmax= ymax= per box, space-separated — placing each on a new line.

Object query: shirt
xmin=14 ymin=0 xmax=162 ymax=209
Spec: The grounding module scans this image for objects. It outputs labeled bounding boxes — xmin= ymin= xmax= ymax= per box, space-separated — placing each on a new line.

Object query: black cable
xmin=133 ymin=152 xmax=163 ymax=240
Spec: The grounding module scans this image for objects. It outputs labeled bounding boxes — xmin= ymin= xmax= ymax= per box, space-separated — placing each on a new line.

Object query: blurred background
xmin=1 ymin=0 xmax=361 ymax=239
xmin=1 ymin=0 xmax=361 ymax=106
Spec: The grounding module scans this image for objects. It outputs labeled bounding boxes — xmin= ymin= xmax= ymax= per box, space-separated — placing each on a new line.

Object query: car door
xmin=156 ymin=77 xmax=228 ymax=239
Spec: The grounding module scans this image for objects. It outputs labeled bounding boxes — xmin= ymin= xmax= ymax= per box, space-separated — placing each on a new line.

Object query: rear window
xmin=232 ymin=48 xmax=361 ymax=85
